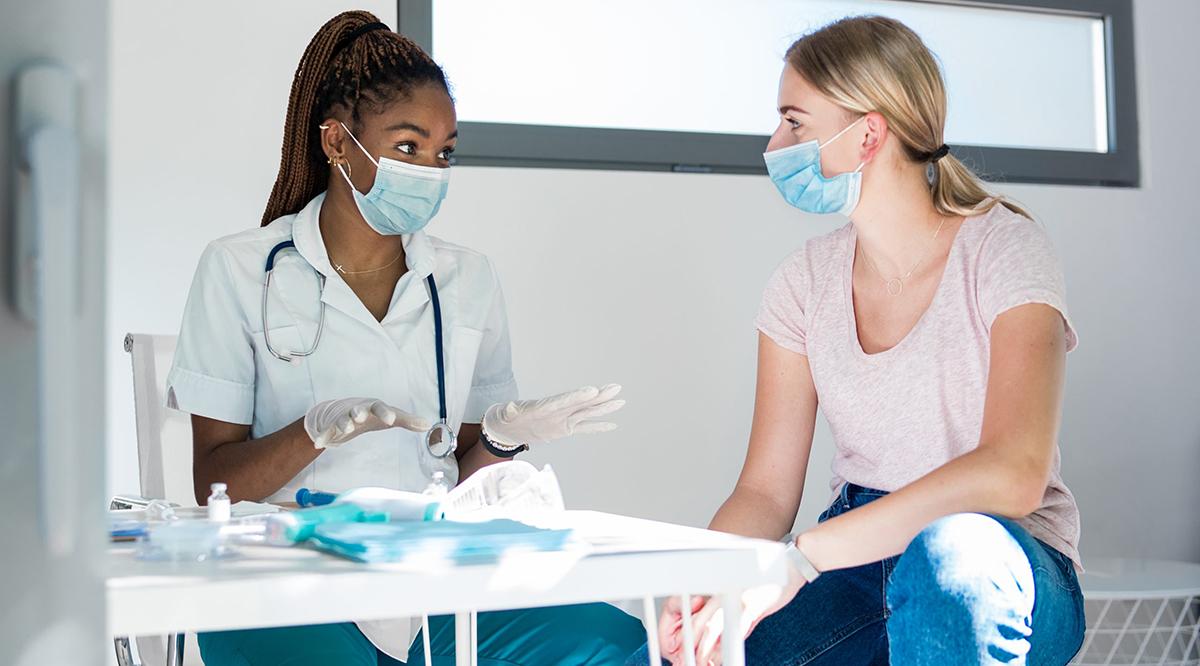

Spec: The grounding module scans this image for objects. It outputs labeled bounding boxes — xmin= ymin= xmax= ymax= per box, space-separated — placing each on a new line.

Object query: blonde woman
xmin=637 ymin=16 xmax=1085 ymax=666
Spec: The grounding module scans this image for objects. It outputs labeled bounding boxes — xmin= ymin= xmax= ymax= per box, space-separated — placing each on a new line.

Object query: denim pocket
xmin=1034 ymin=543 xmax=1082 ymax=595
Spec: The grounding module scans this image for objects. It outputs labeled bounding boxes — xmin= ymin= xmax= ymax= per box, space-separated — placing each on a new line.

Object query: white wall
xmin=109 ymin=0 xmax=1200 ymax=563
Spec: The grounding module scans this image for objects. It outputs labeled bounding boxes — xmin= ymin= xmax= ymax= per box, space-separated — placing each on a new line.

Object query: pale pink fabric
xmin=756 ymin=204 xmax=1081 ymax=568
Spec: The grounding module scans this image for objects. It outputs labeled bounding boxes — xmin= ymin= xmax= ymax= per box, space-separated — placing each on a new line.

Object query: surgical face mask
xmin=336 ymin=122 xmax=450 ymax=235
xmin=763 ymin=116 xmax=865 ymax=216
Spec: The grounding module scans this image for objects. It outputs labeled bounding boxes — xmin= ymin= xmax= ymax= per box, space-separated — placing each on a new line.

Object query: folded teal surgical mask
xmin=336 ymin=122 xmax=450 ymax=235
xmin=311 ymin=519 xmax=573 ymax=563
xmin=763 ymin=116 xmax=865 ymax=216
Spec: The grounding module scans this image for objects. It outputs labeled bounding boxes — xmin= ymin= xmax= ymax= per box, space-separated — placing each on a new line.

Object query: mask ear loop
xmin=818 ymin=115 xmax=866 ymax=150
xmin=818 ymin=116 xmax=870 ymax=177
xmin=320 ymin=122 xmax=377 ymax=190
xmin=336 ymin=121 xmax=380 ymax=168
xmin=335 ymin=161 xmax=356 ymax=189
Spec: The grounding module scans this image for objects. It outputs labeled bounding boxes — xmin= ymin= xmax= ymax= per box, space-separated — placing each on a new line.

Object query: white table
xmin=108 ymin=511 xmax=789 ymax=666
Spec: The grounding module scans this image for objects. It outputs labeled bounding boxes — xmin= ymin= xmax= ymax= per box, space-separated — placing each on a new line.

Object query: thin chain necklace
xmin=332 ymin=248 xmax=404 ymax=276
xmin=859 ymin=215 xmax=948 ymax=296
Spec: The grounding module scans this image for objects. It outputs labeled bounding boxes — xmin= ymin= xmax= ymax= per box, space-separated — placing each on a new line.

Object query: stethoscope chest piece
xmin=425 ymin=420 xmax=457 ymax=459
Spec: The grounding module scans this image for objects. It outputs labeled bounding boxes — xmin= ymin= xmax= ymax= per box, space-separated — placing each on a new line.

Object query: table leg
xmin=113 ymin=637 xmax=135 ymax=666
xmin=680 ymin=594 xmax=697 ymax=666
xmin=455 ymin=611 xmax=472 ymax=666
xmin=642 ymin=596 xmax=662 ymax=666
xmin=422 ymin=615 xmax=433 ymax=665
xmin=720 ymin=592 xmax=745 ymax=666
xmin=171 ymin=633 xmax=185 ymax=666
xmin=470 ymin=611 xmax=479 ymax=666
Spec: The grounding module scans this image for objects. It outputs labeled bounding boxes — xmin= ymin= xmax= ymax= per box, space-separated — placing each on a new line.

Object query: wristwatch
xmin=781 ymin=532 xmax=822 ymax=584
xmin=479 ymin=424 xmax=528 ymax=458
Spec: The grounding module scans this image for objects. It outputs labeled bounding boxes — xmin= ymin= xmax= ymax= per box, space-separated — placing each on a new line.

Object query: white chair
xmin=114 ymin=333 xmax=203 ymax=666
xmin=124 ymin=333 xmax=195 ymax=507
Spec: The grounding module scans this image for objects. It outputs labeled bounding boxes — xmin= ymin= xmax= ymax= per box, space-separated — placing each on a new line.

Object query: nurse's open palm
xmin=304 ymin=397 xmax=431 ymax=449
xmin=482 ymin=384 xmax=624 ymax=448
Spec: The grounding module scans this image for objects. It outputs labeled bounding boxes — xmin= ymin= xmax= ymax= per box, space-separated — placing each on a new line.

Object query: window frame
xmin=398 ymin=0 xmax=1139 ymax=186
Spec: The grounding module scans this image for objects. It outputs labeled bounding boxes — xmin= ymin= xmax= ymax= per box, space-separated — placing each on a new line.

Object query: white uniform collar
xmin=291 ymin=191 xmax=437 ymax=280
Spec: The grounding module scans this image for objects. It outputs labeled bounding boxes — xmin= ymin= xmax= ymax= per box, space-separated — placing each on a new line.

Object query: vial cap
xmin=211 ymin=482 xmax=227 ymax=492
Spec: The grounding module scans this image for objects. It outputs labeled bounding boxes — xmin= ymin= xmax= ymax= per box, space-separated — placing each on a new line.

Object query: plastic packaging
xmin=144 ymin=499 xmax=178 ymax=521
xmin=439 ymin=461 xmax=565 ymax=523
xmin=137 ymin=521 xmax=226 ymax=561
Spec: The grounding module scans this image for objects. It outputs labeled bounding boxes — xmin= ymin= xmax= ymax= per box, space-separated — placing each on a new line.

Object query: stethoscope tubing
xmin=261 ymin=239 xmax=455 ymax=459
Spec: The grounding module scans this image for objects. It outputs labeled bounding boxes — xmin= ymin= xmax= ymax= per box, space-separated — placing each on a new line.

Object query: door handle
xmin=14 ymin=61 xmax=82 ymax=556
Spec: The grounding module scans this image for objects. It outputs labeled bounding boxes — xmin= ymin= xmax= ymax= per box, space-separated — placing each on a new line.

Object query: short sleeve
xmin=463 ymin=259 xmax=519 ymax=422
xmin=976 ymin=218 xmax=1078 ymax=352
xmin=756 ymin=251 xmax=811 ymax=355
xmin=165 ymin=243 xmax=256 ymax=424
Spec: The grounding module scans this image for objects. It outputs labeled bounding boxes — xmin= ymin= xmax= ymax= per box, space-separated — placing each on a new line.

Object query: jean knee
xmin=888 ymin=514 xmax=1034 ymax=615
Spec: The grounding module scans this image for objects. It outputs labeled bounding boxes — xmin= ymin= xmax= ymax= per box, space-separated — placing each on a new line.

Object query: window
xmin=398 ymin=0 xmax=1138 ymax=186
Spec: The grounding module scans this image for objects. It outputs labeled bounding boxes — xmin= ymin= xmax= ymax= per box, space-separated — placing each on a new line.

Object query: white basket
xmin=1071 ymin=559 xmax=1200 ymax=666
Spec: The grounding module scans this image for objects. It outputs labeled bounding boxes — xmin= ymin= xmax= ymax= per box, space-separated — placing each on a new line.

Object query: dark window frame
xmin=397 ymin=0 xmax=1139 ymax=187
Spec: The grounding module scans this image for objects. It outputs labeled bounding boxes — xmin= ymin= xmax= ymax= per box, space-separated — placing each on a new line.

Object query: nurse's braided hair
xmin=262 ymin=11 xmax=449 ymax=226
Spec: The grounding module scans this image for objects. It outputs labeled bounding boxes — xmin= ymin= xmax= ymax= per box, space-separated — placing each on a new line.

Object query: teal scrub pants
xmin=198 ymin=602 xmax=645 ymax=665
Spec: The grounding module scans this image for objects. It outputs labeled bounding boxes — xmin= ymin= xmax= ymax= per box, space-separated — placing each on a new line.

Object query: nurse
xmin=167 ymin=11 xmax=642 ymax=666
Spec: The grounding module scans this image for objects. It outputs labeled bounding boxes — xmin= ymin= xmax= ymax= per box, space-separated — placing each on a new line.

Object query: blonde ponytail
xmin=786 ymin=16 xmax=1030 ymax=219
xmin=933 ymin=154 xmax=1031 ymax=219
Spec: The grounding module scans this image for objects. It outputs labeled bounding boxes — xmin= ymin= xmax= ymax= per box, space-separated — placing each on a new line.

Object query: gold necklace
xmin=859 ymin=215 xmax=948 ymax=296
xmin=332 ymin=248 xmax=404 ymax=276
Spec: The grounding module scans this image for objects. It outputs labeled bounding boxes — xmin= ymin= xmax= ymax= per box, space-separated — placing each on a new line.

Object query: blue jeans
xmin=199 ymin=602 xmax=645 ymax=665
xmin=628 ymin=484 xmax=1085 ymax=665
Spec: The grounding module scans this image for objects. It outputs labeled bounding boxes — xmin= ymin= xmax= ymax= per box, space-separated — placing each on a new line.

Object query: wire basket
xmin=1071 ymin=559 xmax=1200 ymax=666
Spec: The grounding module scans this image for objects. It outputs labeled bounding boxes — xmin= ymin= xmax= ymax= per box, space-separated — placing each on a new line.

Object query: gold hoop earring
xmin=328 ymin=157 xmax=351 ymax=178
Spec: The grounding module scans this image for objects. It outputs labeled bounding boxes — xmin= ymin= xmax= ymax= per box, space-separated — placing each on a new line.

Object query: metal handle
xmin=14 ymin=62 xmax=81 ymax=555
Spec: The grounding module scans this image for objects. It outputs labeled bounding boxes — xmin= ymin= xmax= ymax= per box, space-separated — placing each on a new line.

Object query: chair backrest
xmin=123 ymin=333 xmax=196 ymax=506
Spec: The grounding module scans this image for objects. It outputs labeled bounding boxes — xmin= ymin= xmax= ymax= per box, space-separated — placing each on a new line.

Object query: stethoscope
xmin=262 ymin=239 xmax=456 ymax=460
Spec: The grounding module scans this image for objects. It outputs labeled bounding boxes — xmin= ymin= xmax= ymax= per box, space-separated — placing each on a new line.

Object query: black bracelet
xmin=480 ymin=428 xmax=527 ymax=458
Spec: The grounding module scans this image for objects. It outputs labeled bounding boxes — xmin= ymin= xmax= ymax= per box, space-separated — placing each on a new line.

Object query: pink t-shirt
xmin=756 ymin=204 xmax=1081 ymax=568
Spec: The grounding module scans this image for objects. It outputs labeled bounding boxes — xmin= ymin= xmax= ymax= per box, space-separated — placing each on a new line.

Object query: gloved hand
xmin=304 ymin=397 xmax=431 ymax=449
xmin=482 ymin=384 xmax=625 ymax=449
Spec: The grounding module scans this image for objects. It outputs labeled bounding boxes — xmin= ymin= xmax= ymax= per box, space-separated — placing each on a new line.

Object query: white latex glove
xmin=303 ymin=397 xmax=431 ymax=449
xmin=482 ymin=384 xmax=625 ymax=449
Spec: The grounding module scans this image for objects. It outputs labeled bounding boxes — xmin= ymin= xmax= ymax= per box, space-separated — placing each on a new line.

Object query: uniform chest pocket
xmin=251 ymin=325 xmax=315 ymax=430
xmin=446 ymin=326 xmax=484 ymax=428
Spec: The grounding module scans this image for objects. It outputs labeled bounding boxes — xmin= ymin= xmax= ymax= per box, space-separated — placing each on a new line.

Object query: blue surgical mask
xmin=763 ymin=116 xmax=865 ymax=216
xmin=336 ymin=122 xmax=450 ymax=235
